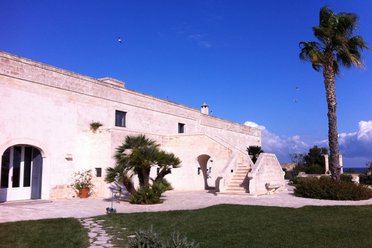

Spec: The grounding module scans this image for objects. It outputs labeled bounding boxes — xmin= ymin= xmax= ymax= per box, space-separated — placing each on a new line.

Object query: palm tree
xmin=247 ymin=146 xmax=264 ymax=164
xmin=299 ymin=7 xmax=367 ymax=180
xmin=105 ymin=134 xmax=181 ymax=194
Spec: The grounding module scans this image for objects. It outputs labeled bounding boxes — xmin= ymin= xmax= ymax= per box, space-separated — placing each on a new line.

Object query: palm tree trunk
xmin=323 ymin=52 xmax=341 ymax=181
xmin=143 ymin=167 xmax=151 ymax=187
xmin=122 ymin=175 xmax=136 ymax=195
xmin=155 ymin=168 xmax=171 ymax=182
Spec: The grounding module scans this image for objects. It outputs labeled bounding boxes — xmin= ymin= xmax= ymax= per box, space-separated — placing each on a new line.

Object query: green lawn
xmin=1 ymin=205 xmax=372 ymax=248
xmin=98 ymin=204 xmax=372 ymax=248
xmin=0 ymin=218 xmax=88 ymax=248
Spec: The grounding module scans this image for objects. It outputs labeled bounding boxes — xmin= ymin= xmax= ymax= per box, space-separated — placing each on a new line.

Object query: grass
xmin=2 ymin=205 xmax=372 ymax=247
xmin=98 ymin=204 xmax=372 ymax=248
xmin=0 ymin=218 xmax=88 ymax=248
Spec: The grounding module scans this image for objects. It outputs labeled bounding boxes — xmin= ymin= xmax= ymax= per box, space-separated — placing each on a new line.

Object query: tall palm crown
xmin=300 ymin=7 xmax=367 ymax=73
xmin=299 ymin=7 xmax=367 ymax=180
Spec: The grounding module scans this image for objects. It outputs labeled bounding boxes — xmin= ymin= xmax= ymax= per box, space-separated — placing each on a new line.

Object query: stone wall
xmin=0 ymin=51 xmax=261 ymax=200
xmin=248 ymin=153 xmax=285 ymax=195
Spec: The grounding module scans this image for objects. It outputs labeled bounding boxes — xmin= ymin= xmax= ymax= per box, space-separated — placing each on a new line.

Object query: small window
xmin=95 ymin=168 xmax=102 ymax=177
xmin=115 ymin=110 xmax=126 ymax=127
xmin=178 ymin=123 xmax=185 ymax=133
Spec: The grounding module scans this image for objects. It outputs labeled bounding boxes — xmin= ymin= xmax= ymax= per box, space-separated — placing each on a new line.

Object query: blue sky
xmin=1 ymin=0 xmax=371 ymax=167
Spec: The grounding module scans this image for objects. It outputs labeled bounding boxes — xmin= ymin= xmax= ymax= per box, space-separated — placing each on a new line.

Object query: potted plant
xmin=71 ymin=169 xmax=94 ymax=198
xmin=90 ymin=121 xmax=103 ymax=133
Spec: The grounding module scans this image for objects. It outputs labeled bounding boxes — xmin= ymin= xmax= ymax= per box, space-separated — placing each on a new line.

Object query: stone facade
xmin=248 ymin=153 xmax=286 ymax=195
xmin=0 ymin=51 xmax=261 ymax=201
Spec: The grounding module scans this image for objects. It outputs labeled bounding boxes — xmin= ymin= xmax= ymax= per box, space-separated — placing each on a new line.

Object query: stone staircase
xmin=224 ymin=159 xmax=251 ymax=194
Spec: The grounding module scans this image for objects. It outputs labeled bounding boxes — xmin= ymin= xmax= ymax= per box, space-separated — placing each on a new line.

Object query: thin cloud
xmin=187 ymin=33 xmax=212 ymax=48
xmin=244 ymin=120 xmax=372 ymax=166
xmin=244 ymin=121 xmax=309 ymax=162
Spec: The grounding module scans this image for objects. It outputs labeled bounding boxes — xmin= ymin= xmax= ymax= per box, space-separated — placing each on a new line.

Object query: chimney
xmin=201 ymin=103 xmax=209 ymax=115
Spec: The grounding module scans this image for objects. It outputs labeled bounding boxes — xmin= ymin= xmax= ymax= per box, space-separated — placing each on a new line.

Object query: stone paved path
xmin=79 ymin=218 xmax=117 ymax=248
xmin=2 ymin=188 xmax=372 ymax=224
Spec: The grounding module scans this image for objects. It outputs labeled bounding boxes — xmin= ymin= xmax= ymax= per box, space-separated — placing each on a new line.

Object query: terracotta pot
xmin=78 ymin=188 xmax=90 ymax=198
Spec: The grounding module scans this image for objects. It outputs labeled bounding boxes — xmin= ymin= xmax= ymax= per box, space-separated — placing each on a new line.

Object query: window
xmin=95 ymin=168 xmax=102 ymax=177
xmin=115 ymin=110 xmax=126 ymax=127
xmin=178 ymin=123 xmax=185 ymax=133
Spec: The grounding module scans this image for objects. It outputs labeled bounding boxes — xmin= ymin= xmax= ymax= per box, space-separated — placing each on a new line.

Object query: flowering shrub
xmin=71 ymin=169 xmax=94 ymax=191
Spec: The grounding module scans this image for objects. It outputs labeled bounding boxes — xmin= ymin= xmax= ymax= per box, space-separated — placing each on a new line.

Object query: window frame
xmin=178 ymin=123 xmax=185 ymax=133
xmin=115 ymin=110 xmax=127 ymax=127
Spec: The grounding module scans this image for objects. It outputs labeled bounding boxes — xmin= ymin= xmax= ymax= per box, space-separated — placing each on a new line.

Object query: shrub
xmin=127 ymin=227 xmax=199 ymax=248
xmin=283 ymin=169 xmax=296 ymax=181
xmin=359 ymin=174 xmax=372 ymax=185
xmin=293 ymin=176 xmax=372 ymax=200
xmin=340 ymin=174 xmax=353 ymax=183
xmin=152 ymin=178 xmax=173 ymax=196
xmin=166 ymin=232 xmax=199 ymax=248
xmin=305 ymin=164 xmax=324 ymax=174
xmin=129 ymin=186 xmax=162 ymax=204
xmin=127 ymin=227 xmax=163 ymax=248
xmin=129 ymin=179 xmax=174 ymax=204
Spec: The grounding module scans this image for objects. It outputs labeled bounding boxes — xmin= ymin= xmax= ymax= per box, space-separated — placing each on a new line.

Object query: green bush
xmin=305 ymin=164 xmax=324 ymax=174
xmin=127 ymin=227 xmax=199 ymax=248
xmin=129 ymin=179 xmax=173 ymax=204
xmin=359 ymin=173 xmax=372 ymax=185
xmin=166 ymin=232 xmax=199 ymax=248
xmin=129 ymin=186 xmax=162 ymax=204
xmin=340 ymin=174 xmax=353 ymax=183
xmin=283 ymin=169 xmax=296 ymax=180
xmin=152 ymin=178 xmax=173 ymax=196
xmin=293 ymin=176 xmax=372 ymax=200
xmin=128 ymin=227 xmax=163 ymax=248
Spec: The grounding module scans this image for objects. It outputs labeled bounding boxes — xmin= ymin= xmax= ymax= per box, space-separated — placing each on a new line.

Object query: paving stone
xmin=97 ymin=236 xmax=110 ymax=241
xmin=88 ymin=232 xmax=98 ymax=238
xmin=91 ymin=227 xmax=103 ymax=232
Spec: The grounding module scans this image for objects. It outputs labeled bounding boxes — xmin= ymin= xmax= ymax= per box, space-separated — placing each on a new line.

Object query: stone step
xmin=231 ymin=175 xmax=247 ymax=180
xmin=224 ymin=188 xmax=247 ymax=193
xmin=229 ymin=181 xmax=248 ymax=185
xmin=233 ymin=171 xmax=248 ymax=176
xmin=228 ymin=183 xmax=248 ymax=188
xmin=230 ymin=177 xmax=246 ymax=182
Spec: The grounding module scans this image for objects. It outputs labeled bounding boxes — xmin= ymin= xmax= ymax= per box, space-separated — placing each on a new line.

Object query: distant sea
xmin=343 ymin=167 xmax=368 ymax=173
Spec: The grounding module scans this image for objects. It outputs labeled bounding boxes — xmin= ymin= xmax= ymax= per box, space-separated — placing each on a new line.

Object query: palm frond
xmin=301 ymin=6 xmax=367 ymax=74
xmin=313 ymin=26 xmax=331 ymax=45
xmin=299 ymin=41 xmax=324 ymax=71
xmin=349 ymin=36 xmax=368 ymax=51
xmin=157 ymin=151 xmax=182 ymax=169
xmin=319 ymin=6 xmax=333 ymax=28
xmin=336 ymin=12 xmax=358 ymax=37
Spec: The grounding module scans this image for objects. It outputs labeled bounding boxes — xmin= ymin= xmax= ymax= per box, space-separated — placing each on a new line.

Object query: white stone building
xmin=0 ymin=51 xmax=283 ymax=202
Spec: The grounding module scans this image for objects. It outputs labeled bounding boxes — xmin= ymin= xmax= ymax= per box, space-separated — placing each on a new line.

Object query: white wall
xmin=0 ymin=51 xmax=261 ymax=199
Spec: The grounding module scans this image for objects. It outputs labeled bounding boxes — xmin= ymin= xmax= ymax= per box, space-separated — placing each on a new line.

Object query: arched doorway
xmin=0 ymin=145 xmax=43 ymax=201
xmin=197 ymin=154 xmax=214 ymax=190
